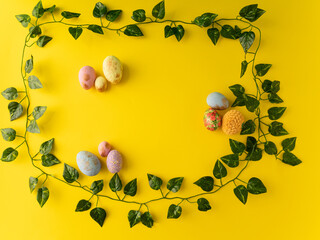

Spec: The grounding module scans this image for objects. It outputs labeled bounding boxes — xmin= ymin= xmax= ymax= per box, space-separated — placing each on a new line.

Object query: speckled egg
xmin=98 ymin=141 xmax=112 ymax=157
xmin=95 ymin=76 xmax=107 ymax=92
xmin=206 ymin=92 xmax=229 ymax=110
xmin=79 ymin=66 xmax=96 ymax=90
xmin=222 ymin=110 xmax=245 ymax=135
xmin=106 ymin=150 xmax=122 ymax=173
xmin=76 ymin=151 xmax=101 ymax=176
xmin=103 ymin=56 xmax=123 ymax=84
xmin=203 ymin=108 xmax=222 ymax=131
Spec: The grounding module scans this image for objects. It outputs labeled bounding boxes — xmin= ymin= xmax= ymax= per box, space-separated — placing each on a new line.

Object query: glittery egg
xmin=103 ymin=56 xmax=123 ymax=84
xmin=222 ymin=110 xmax=245 ymax=135
xmin=76 ymin=151 xmax=101 ymax=176
xmin=106 ymin=150 xmax=122 ymax=173
xmin=79 ymin=66 xmax=96 ymax=90
xmin=203 ymin=108 xmax=222 ymax=131
xmin=206 ymin=92 xmax=229 ymax=110
xmin=98 ymin=141 xmax=112 ymax=157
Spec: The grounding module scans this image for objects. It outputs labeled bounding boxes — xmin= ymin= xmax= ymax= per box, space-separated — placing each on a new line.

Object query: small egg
xmin=79 ymin=66 xmax=96 ymax=90
xmin=206 ymin=92 xmax=229 ymax=110
xmin=106 ymin=150 xmax=122 ymax=173
xmin=95 ymin=76 xmax=108 ymax=92
xmin=76 ymin=151 xmax=101 ymax=176
xmin=103 ymin=56 xmax=123 ymax=84
xmin=204 ymin=108 xmax=222 ymax=131
xmin=98 ymin=141 xmax=112 ymax=157
xmin=222 ymin=110 xmax=245 ymax=135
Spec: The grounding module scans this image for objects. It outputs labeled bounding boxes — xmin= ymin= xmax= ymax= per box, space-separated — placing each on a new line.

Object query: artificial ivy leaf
xmin=27 ymin=119 xmax=40 ymax=133
xmin=32 ymin=106 xmax=47 ymax=120
xmin=68 ymin=27 xmax=83 ymax=40
xmin=29 ymin=177 xmax=38 ymax=193
xmin=245 ymin=148 xmax=263 ymax=161
xmin=193 ymin=13 xmax=218 ymax=27
xmin=239 ymin=4 xmax=265 ymax=22
xmin=128 ymin=210 xmax=141 ymax=227
xmin=39 ymin=138 xmax=54 ymax=155
xmin=44 ymin=5 xmax=56 ymax=13
xmin=152 ymin=1 xmax=165 ymax=19
xmin=268 ymin=93 xmax=283 ymax=103
xmin=234 ymin=25 xmax=242 ymax=38
xmin=240 ymin=120 xmax=256 ymax=135
xmin=147 ymin=173 xmax=163 ymax=190
xmin=164 ymin=25 xmax=174 ymax=38
xmin=221 ymin=25 xmax=238 ymax=39
xmin=167 ymin=204 xmax=182 ymax=219
xmin=245 ymin=95 xmax=260 ymax=112
xmin=124 ymin=178 xmax=137 ymax=196
xmin=213 ymin=160 xmax=227 ymax=179
xmin=37 ymin=36 xmax=52 ymax=47
xmin=90 ymin=180 xmax=104 ymax=194
xmin=239 ymin=31 xmax=255 ymax=52
xmin=269 ymin=121 xmax=289 ymax=136
xmin=281 ymin=137 xmax=297 ymax=152
xmin=1 ymin=148 xmax=18 ymax=162
xmin=247 ymin=177 xmax=267 ymax=194
xmin=1 ymin=128 xmax=16 ymax=141
xmin=262 ymin=80 xmax=272 ymax=93
xmin=2 ymin=87 xmax=18 ymax=100
xmin=221 ymin=154 xmax=239 ymax=168
xmin=167 ymin=177 xmax=184 ymax=193
xmin=25 ymin=56 xmax=33 ymax=74
xmin=229 ymin=139 xmax=246 ymax=155
xmin=32 ymin=1 xmax=44 ymax=18
xmin=90 ymin=207 xmax=106 ymax=227
xmin=255 ymin=64 xmax=272 ymax=77
xmin=109 ymin=173 xmax=122 ymax=192
xmin=29 ymin=26 xmax=42 ymax=38
xmin=141 ymin=212 xmax=153 ymax=228
xmin=268 ymin=107 xmax=286 ymax=120
xmin=93 ymin=2 xmax=107 ymax=18
xmin=28 ymin=75 xmax=43 ymax=89
xmin=232 ymin=96 xmax=246 ymax=107
xmin=132 ymin=9 xmax=146 ymax=22
xmin=194 ymin=176 xmax=214 ymax=192
xmin=75 ymin=199 xmax=91 ymax=212
xmin=240 ymin=60 xmax=248 ymax=78
xmin=282 ymin=152 xmax=302 ymax=166
xmin=264 ymin=141 xmax=277 ymax=155
xmin=8 ymin=102 xmax=23 ymax=121
xmin=229 ymin=84 xmax=245 ymax=97
xmin=37 ymin=187 xmax=49 ymax=207
xmin=124 ymin=25 xmax=143 ymax=37
xmin=271 ymin=80 xmax=280 ymax=93
xmin=87 ymin=25 xmax=104 ymax=34
xmin=233 ymin=185 xmax=248 ymax=204
xmin=61 ymin=11 xmax=81 ymax=19
xmin=41 ymin=154 xmax=60 ymax=167
xmin=173 ymin=25 xmax=184 ymax=42
xmin=63 ymin=163 xmax=79 ymax=183
xmin=207 ymin=28 xmax=220 ymax=45
xmin=15 ymin=14 xmax=31 ymax=27
xmin=197 ymin=198 xmax=211 ymax=211
xmin=246 ymin=136 xmax=257 ymax=153
xmin=106 ymin=10 xmax=122 ymax=22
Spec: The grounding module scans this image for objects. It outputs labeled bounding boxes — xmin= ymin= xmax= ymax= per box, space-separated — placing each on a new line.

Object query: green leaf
xmin=37 ymin=187 xmax=49 ymax=207
xmin=106 ymin=10 xmax=122 ymax=22
xmin=240 ymin=120 xmax=256 ymax=135
xmin=271 ymin=80 xmax=280 ymax=93
xmin=29 ymin=26 xmax=42 ymax=38
xmin=255 ymin=64 xmax=272 ymax=77
xmin=247 ymin=177 xmax=267 ymax=194
xmin=246 ymin=136 xmax=257 ymax=153
xmin=221 ymin=154 xmax=239 ymax=168
xmin=245 ymin=95 xmax=260 ymax=112
xmin=147 ymin=173 xmax=163 ymax=190
xmin=124 ymin=178 xmax=137 ymax=196
xmin=281 ymin=137 xmax=297 ymax=152
xmin=44 ymin=5 xmax=56 ymax=13
xmin=41 ymin=154 xmax=60 ymax=167
xmin=61 ymin=11 xmax=81 ymax=19
xmin=194 ymin=176 xmax=214 ymax=192
xmin=229 ymin=139 xmax=245 ymax=155
xmin=268 ymin=107 xmax=286 ymax=120
xmin=128 ymin=210 xmax=141 ymax=228
xmin=2 ymin=87 xmax=18 ymax=100
xmin=232 ymin=96 xmax=246 ymax=107
xmin=152 ymin=1 xmax=165 ymax=19
xmin=240 ymin=60 xmax=248 ymax=78
xmin=109 ymin=173 xmax=122 ymax=192
xmin=93 ymin=2 xmax=107 ymax=18
xmin=207 ymin=28 xmax=220 ymax=45
xmin=221 ymin=25 xmax=239 ymax=39
xmin=264 ymin=141 xmax=277 ymax=155
xmin=131 ymin=9 xmax=146 ymax=22
xmin=282 ymin=152 xmax=302 ymax=166
xmin=25 ymin=56 xmax=33 ymax=74
xmin=32 ymin=1 xmax=44 ymax=18
xmin=68 ymin=27 xmax=83 ymax=40
xmin=239 ymin=4 xmax=265 ymax=22
xmin=197 ymin=198 xmax=211 ymax=211
xmin=87 ymin=25 xmax=104 ymax=34
xmin=75 ymin=199 xmax=91 ymax=212
xmin=1 ymin=148 xmax=18 ymax=162
xmin=213 ymin=160 xmax=227 ymax=179
xmin=141 ymin=212 xmax=153 ymax=228
xmin=268 ymin=93 xmax=283 ymax=103
xmin=124 ymin=25 xmax=143 ymax=37
xmin=1 ymin=128 xmax=16 ymax=141
xmin=164 ymin=25 xmax=174 ymax=38
xmin=90 ymin=180 xmax=104 ymax=194
xmin=167 ymin=204 xmax=182 ymax=219
xmin=8 ymin=102 xmax=23 ymax=121
xmin=269 ymin=121 xmax=289 ymax=136
xmin=229 ymin=84 xmax=245 ymax=97
xmin=27 ymin=119 xmax=40 ymax=134
xmin=28 ymin=75 xmax=43 ymax=89
xmin=233 ymin=185 xmax=248 ymax=204
xmin=167 ymin=177 xmax=184 ymax=193
xmin=262 ymin=80 xmax=272 ymax=93
xmin=193 ymin=13 xmax=217 ymax=27
xmin=29 ymin=177 xmax=38 ymax=193
xmin=15 ymin=14 xmax=31 ymax=27
xmin=32 ymin=106 xmax=47 ymax=120
xmin=90 ymin=207 xmax=106 ymax=227
xmin=40 ymin=138 xmax=54 ymax=155
xmin=245 ymin=148 xmax=262 ymax=161
xmin=37 ymin=35 xmax=52 ymax=47
xmin=239 ymin=31 xmax=255 ymax=53
xmin=234 ymin=25 xmax=242 ymax=38
xmin=63 ymin=163 xmax=79 ymax=183
xmin=173 ymin=25 xmax=184 ymax=42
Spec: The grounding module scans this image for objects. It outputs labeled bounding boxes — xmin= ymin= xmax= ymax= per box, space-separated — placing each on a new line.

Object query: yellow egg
xmin=222 ymin=110 xmax=245 ymax=135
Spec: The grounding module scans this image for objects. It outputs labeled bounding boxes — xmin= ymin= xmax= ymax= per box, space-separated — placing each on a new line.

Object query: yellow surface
xmin=0 ymin=0 xmax=319 ymax=239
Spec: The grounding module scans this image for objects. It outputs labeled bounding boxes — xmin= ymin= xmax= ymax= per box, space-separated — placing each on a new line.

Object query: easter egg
xmin=222 ymin=110 xmax=245 ymax=135
xmin=76 ymin=151 xmax=101 ymax=176
xmin=106 ymin=150 xmax=122 ymax=173
xmin=98 ymin=141 xmax=112 ymax=157
xmin=103 ymin=56 xmax=123 ymax=84
xmin=95 ymin=76 xmax=108 ymax=92
xmin=203 ymin=108 xmax=222 ymax=131
xmin=206 ymin=92 xmax=229 ymax=110
xmin=79 ymin=66 xmax=96 ymax=90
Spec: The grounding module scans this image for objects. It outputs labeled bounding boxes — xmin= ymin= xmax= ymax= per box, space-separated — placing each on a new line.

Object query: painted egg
xmin=203 ymin=108 xmax=222 ymax=131
xmin=95 ymin=76 xmax=108 ymax=92
xmin=79 ymin=66 xmax=96 ymax=90
xmin=76 ymin=151 xmax=101 ymax=176
xmin=206 ymin=92 xmax=229 ymax=110
xmin=106 ymin=150 xmax=123 ymax=173
xmin=103 ymin=56 xmax=123 ymax=84
xmin=98 ymin=141 xmax=112 ymax=157
xmin=222 ymin=110 xmax=245 ymax=135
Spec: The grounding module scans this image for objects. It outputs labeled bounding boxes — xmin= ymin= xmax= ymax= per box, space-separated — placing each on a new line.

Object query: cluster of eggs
xmin=78 ymin=56 xmax=123 ymax=92
xmin=204 ymin=92 xmax=245 ymax=135
xmin=76 ymin=141 xmax=122 ymax=176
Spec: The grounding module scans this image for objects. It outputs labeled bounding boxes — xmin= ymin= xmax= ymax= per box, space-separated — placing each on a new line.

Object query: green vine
xmin=1 ymin=1 xmax=301 ymax=228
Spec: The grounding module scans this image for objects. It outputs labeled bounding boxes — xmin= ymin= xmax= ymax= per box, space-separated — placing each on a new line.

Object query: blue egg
xmin=76 ymin=151 xmax=101 ymax=176
xmin=206 ymin=92 xmax=229 ymax=110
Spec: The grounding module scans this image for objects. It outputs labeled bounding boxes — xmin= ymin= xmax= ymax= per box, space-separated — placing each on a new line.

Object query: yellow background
xmin=0 ymin=0 xmax=319 ymax=239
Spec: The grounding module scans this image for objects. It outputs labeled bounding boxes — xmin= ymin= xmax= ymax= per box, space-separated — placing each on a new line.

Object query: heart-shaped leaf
xmin=152 ymin=1 xmax=165 ymax=19
xmin=90 ymin=180 xmax=104 ymax=194
xmin=147 ymin=173 xmax=163 ymax=190
xmin=8 ymin=102 xmax=23 ymax=121
xmin=167 ymin=177 xmax=184 ymax=193
xmin=75 ymin=199 xmax=91 ymax=212
xmin=124 ymin=178 xmax=137 ymax=196
xmin=40 ymin=138 xmax=54 ymax=155
xmin=1 ymin=128 xmax=16 ymax=141
xmin=28 ymin=75 xmax=43 ymax=89
xmin=128 ymin=210 xmax=141 ymax=227
xmin=29 ymin=177 xmax=38 ymax=193
xmin=213 ymin=160 xmax=227 ymax=179
xmin=1 ymin=148 xmax=18 ymax=162
xmin=141 ymin=212 xmax=153 ymax=228
xmin=109 ymin=173 xmax=122 ymax=192
xmin=90 ymin=207 xmax=106 ymax=227
xmin=2 ymin=87 xmax=18 ymax=100
xmin=63 ymin=163 xmax=79 ymax=183
xmin=197 ymin=198 xmax=211 ymax=211
xmin=132 ymin=9 xmax=146 ymax=22
xmin=93 ymin=2 xmax=107 ymax=18
xmin=194 ymin=176 xmax=214 ymax=192
xmin=106 ymin=10 xmax=122 ymax=22
xmin=233 ymin=185 xmax=248 ymax=204
xmin=37 ymin=186 xmax=49 ymax=207
xmin=41 ymin=154 xmax=60 ymax=167
xmin=247 ymin=177 xmax=267 ymax=194
xmin=167 ymin=204 xmax=182 ymax=219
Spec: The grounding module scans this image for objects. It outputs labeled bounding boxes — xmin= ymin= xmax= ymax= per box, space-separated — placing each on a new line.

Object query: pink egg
xmin=106 ymin=150 xmax=122 ymax=173
xmin=79 ymin=66 xmax=96 ymax=90
xmin=98 ymin=141 xmax=112 ymax=157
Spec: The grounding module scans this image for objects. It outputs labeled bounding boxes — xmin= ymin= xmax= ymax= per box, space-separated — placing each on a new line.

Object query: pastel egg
xmin=106 ymin=150 xmax=122 ymax=173
xmin=95 ymin=76 xmax=108 ymax=92
xmin=222 ymin=110 xmax=245 ymax=135
xmin=206 ymin=92 xmax=229 ymax=110
xmin=204 ymin=108 xmax=222 ymax=131
xmin=79 ymin=66 xmax=96 ymax=90
xmin=103 ymin=56 xmax=123 ymax=84
xmin=76 ymin=151 xmax=101 ymax=176
xmin=98 ymin=141 xmax=112 ymax=157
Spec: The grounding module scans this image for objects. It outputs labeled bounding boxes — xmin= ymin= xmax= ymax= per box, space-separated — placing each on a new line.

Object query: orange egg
xmin=222 ymin=110 xmax=245 ymax=135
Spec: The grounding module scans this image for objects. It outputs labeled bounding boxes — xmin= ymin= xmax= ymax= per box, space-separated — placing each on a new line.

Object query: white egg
xmin=206 ymin=92 xmax=229 ymax=110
